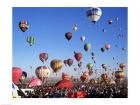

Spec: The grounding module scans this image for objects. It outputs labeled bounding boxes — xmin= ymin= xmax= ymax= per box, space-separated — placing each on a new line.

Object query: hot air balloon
xmin=19 ymin=20 xmax=29 ymax=32
xmin=62 ymin=73 xmax=70 ymax=80
xmin=28 ymin=78 xmax=42 ymax=88
xmin=89 ymin=79 xmax=97 ymax=84
xmin=74 ymin=51 xmax=82 ymax=62
xmin=86 ymin=63 xmax=93 ymax=70
xmin=12 ymin=67 xmax=22 ymax=84
xmin=105 ymin=44 xmax=111 ymax=50
xmin=80 ymin=75 xmax=87 ymax=82
xmin=73 ymin=24 xmax=78 ymax=32
xmin=115 ymin=71 xmax=125 ymax=80
xmin=64 ymin=60 xmax=67 ymax=66
xmin=102 ymin=29 xmax=106 ymax=32
xmin=67 ymin=59 xmax=73 ymax=67
xmin=78 ymin=61 xmax=82 ymax=68
xmin=35 ymin=66 xmax=50 ymax=82
xmin=50 ymin=59 xmax=63 ymax=73
xmin=108 ymin=19 xmax=113 ymax=24
xmin=80 ymin=36 xmax=86 ymax=42
xmin=101 ymin=47 xmax=105 ymax=52
xmin=19 ymin=71 xmax=27 ymax=83
xmin=91 ymin=52 xmax=94 ymax=56
xmin=119 ymin=63 xmax=126 ymax=71
xmin=84 ymin=43 xmax=91 ymax=52
xmin=27 ymin=36 xmax=35 ymax=46
xmin=55 ymin=80 xmax=74 ymax=89
xmin=122 ymin=47 xmax=126 ymax=51
xmin=88 ymin=70 xmax=93 ymax=76
xmin=101 ymin=73 xmax=108 ymax=81
xmin=39 ymin=53 xmax=48 ymax=63
xmin=86 ymin=7 xmax=102 ymax=23
xmin=65 ymin=32 xmax=72 ymax=41
xmin=101 ymin=64 xmax=108 ymax=70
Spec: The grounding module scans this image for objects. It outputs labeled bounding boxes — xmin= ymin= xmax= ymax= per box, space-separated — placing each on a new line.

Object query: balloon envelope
xmin=28 ymin=78 xmax=42 ymax=87
xmin=50 ymin=59 xmax=63 ymax=73
xmin=65 ymin=32 xmax=72 ymax=41
xmin=55 ymin=80 xmax=74 ymax=89
xmin=86 ymin=7 xmax=102 ymax=23
xmin=35 ymin=66 xmax=50 ymax=81
xmin=12 ymin=67 xmax=22 ymax=84
xmin=19 ymin=20 xmax=29 ymax=32
xmin=39 ymin=53 xmax=48 ymax=63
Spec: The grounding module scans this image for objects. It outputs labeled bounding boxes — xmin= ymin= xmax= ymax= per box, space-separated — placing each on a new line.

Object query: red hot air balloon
xmin=12 ymin=67 xmax=22 ymax=84
xmin=55 ymin=80 xmax=74 ymax=89
xmin=39 ymin=53 xmax=48 ymax=63
xmin=74 ymin=51 xmax=82 ymax=62
xmin=65 ymin=32 xmax=72 ymax=41
xmin=28 ymin=78 xmax=42 ymax=88
xmin=67 ymin=58 xmax=73 ymax=67
xmin=105 ymin=44 xmax=111 ymax=50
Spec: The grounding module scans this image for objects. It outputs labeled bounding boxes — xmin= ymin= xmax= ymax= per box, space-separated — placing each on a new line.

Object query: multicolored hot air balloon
xmin=62 ymin=73 xmax=70 ymax=80
xmin=84 ymin=43 xmax=91 ymax=52
xmin=35 ymin=66 xmax=50 ymax=82
xmin=67 ymin=58 xmax=73 ymax=67
xmin=101 ymin=64 xmax=108 ymax=70
xmin=50 ymin=59 xmax=63 ymax=73
xmin=39 ymin=53 xmax=48 ymax=63
xmin=115 ymin=71 xmax=125 ymax=80
xmin=27 ymin=36 xmax=35 ymax=46
xmin=19 ymin=20 xmax=29 ymax=32
xmin=19 ymin=71 xmax=27 ymax=83
xmin=86 ymin=7 xmax=102 ymax=23
xmin=101 ymin=73 xmax=109 ymax=81
xmin=119 ymin=63 xmax=126 ymax=71
xmin=12 ymin=67 xmax=22 ymax=84
xmin=74 ymin=51 xmax=82 ymax=62
xmin=65 ymin=32 xmax=72 ymax=41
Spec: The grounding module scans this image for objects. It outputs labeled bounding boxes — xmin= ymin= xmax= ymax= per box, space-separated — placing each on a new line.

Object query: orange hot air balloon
xmin=101 ymin=73 xmax=109 ymax=81
xmin=62 ymin=73 xmax=70 ymax=80
xmin=115 ymin=71 xmax=125 ymax=80
xmin=35 ymin=66 xmax=50 ymax=82
xmin=50 ymin=59 xmax=63 ymax=73
xmin=119 ymin=63 xmax=126 ymax=71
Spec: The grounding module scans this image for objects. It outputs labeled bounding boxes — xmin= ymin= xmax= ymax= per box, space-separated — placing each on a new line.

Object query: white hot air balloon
xmin=80 ymin=36 xmax=86 ymax=42
xmin=86 ymin=7 xmax=102 ymax=23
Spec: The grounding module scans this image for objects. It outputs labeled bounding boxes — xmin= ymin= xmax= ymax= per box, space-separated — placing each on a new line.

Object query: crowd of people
xmin=17 ymin=80 xmax=128 ymax=98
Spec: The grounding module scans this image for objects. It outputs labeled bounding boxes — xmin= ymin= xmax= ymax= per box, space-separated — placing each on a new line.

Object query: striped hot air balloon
xmin=27 ymin=36 xmax=35 ymax=46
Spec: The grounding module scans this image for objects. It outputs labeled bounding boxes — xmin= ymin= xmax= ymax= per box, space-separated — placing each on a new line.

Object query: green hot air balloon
xmin=87 ymin=63 xmax=93 ymax=71
xmin=27 ymin=36 xmax=35 ymax=46
xmin=84 ymin=43 xmax=91 ymax=52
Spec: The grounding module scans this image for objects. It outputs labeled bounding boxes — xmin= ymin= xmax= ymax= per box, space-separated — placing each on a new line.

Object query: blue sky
xmin=13 ymin=7 xmax=127 ymax=78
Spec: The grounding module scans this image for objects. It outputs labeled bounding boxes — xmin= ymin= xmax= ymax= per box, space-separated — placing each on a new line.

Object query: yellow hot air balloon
xmin=50 ymin=59 xmax=63 ymax=73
